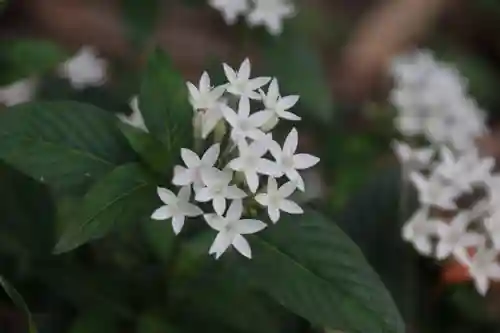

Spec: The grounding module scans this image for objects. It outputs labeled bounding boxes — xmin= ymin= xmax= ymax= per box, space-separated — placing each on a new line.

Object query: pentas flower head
xmin=151 ymin=58 xmax=319 ymax=260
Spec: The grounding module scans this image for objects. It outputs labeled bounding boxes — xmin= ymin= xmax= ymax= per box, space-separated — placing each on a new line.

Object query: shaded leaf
xmin=142 ymin=218 xmax=177 ymax=263
xmin=69 ymin=308 xmax=119 ymax=333
xmin=137 ymin=312 xmax=179 ymax=333
xmin=0 ymin=275 xmax=37 ymax=333
xmin=54 ymin=163 xmax=157 ymax=253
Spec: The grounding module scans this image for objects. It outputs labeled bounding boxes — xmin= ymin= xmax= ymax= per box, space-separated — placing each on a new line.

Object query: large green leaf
xmin=139 ymin=49 xmax=193 ymax=157
xmin=0 ymin=39 xmax=67 ymax=85
xmin=0 ymin=101 xmax=133 ymax=194
xmin=54 ymin=163 xmax=157 ymax=253
xmin=227 ymin=209 xmax=405 ymax=333
xmin=0 ymin=275 xmax=37 ymax=333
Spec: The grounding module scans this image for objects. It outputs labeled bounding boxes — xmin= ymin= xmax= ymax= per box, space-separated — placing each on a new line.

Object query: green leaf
xmin=142 ymin=218 xmax=176 ymax=263
xmin=0 ymin=39 xmax=67 ymax=85
xmin=54 ymin=163 xmax=157 ymax=253
xmin=69 ymin=308 xmax=118 ymax=333
xmin=228 ymin=210 xmax=405 ymax=333
xmin=121 ymin=0 xmax=160 ymax=47
xmin=118 ymin=121 xmax=171 ymax=175
xmin=139 ymin=49 xmax=193 ymax=155
xmin=0 ymin=101 xmax=134 ymax=194
xmin=0 ymin=275 xmax=37 ymax=333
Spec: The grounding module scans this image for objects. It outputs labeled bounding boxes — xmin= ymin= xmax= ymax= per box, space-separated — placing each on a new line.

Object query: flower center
xmin=238 ymin=119 xmax=251 ymax=132
xmin=282 ymin=155 xmax=294 ymax=170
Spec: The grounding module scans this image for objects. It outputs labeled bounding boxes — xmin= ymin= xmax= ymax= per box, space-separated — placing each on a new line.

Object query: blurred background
xmin=1 ymin=0 xmax=500 ymax=332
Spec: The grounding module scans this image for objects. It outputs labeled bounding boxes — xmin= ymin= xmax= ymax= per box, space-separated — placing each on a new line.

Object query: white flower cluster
xmin=151 ymin=58 xmax=319 ymax=259
xmin=208 ymin=0 xmax=295 ymax=36
xmin=391 ymin=50 xmax=500 ymax=295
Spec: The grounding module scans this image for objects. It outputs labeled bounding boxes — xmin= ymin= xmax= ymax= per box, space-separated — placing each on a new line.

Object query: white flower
xmin=434 ymin=212 xmax=484 ymax=260
xmin=402 ymin=207 xmax=438 ymax=255
xmin=228 ymin=140 xmax=281 ymax=193
xmin=484 ymin=212 xmax=500 ymax=250
xmin=221 ymin=96 xmax=269 ymax=143
xmin=209 ymin=0 xmax=249 ymax=25
xmin=195 ymin=168 xmax=247 ymax=215
xmin=457 ymin=247 xmax=500 ymax=295
xmin=151 ymin=186 xmax=203 ymax=234
xmin=255 ymin=177 xmax=302 ymax=222
xmin=172 ymin=144 xmax=220 ymax=191
xmin=247 ymin=0 xmax=295 ymax=35
xmin=186 ymin=71 xmax=226 ymax=112
xmin=269 ymin=128 xmax=320 ymax=191
xmin=117 ymin=96 xmax=148 ymax=132
xmin=392 ymin=141 xmax=433 ymax=171
xmin=204 ymin=199 xmax=267 ymax=259
xmin=258 ymin=78 xmax=300 ymax=131
xmin=58 ymin=46 xmax=107 ymax=89
xmin=223 ymin=58 xmax=270 ymax=99
xmin=0 ymin=78 xmax=37 ymax=106
xmin=409 ymin=172 xmax=458 ymax=210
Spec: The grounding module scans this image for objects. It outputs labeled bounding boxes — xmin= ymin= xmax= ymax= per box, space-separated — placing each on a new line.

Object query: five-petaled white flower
xmin=228 ymin=140 xmax=280 ymax=193
xmin=0 ymin=79 xmax=37 ymax=107
xmin=247 ymin=0 xmax=296 ymax=36
xmin=269 ymin=128 xmax=320 ymax=191
xmin=195 ymin=168 xmax=247 ymax=215
xmin=402 ymin=207 xmax=438 ymax=256
xmin=223 ymin=58 xmax=270 ymax=100
xmin=209 ymin=0 xmax=249 ymax=25
xmin=173 ymin=144 xmax=220 ymax=192
xmin=58 ymin=46 xmax=107 ymax=89
xmin=255 ymin=177 xmax=302 ymax=222
xmin=457 ymin=247 xmax=500 ymax=295
xmin=221 ymin=96 xmax=269 ymax=143
xmin=186 ymin=71 xmax=226 ymax=112
xmin=409 ymin=172 xmax=458 ymax=210
xmin=258 ymin=78 xmax=300 ymax=131
xmin=434 ymin=212 xmax=484 ymax=260
xmin=117 ymin=96 xmax=148 ymax=132
xmin=151 ymin=186 xmax=203 ymax=235
xmin=204 ymin=199 xmax=267 ymax=259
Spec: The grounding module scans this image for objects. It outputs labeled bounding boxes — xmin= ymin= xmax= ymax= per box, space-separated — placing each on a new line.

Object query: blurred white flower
xmin=247 ymin=0 xmax=295 ymax=35
xmin=392 ymin=141 xmax=433 ymax=171
xmin=117 ymin=96 xmax=148 ymax=132
xmin=223 ymin=59 xmax=270 ymax=100
xmin=410 ymin=172 xmax=458 ymax=210
xmin=172 ymin=144 xmax=220 ymax=192
xmin=151 ymin=186 xmax=203 ymax=234
xmin=0 ymin=78 xmax=37 ymax=106
xmin=255 ymin=177 xmax=302 ymax=222
xmin=457 ymin=247 xmax=500 ymax=295
xmin=58 ymin=46 xmax=107 ymax=89
xmin=269 ymin=128 xmax=320 ymax=191
xmin=209 ymin=0 xmax=249 ymax=24
xmin=205 ymin=199 xmax=267 ymax=259
xmin=195 ymin=168 xmax=247 ymax=215
xmin=258 ymin=78 xmax=300 ymax=131
xmin=221 ymin=96 xmax=268 ymax=143
xmin=402 ymin=207 xmax=438 ymax=255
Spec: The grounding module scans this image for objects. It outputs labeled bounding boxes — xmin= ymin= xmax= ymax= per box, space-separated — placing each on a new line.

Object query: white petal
xmin=221 ymin=104 xmax=239 ymax=127
xmin=255 ymin=193 xmax=269 ymax=206
xmin=284 ymin=128 xmax=298 ymax=156
xmin=474 ymin=275 xmax=490 ymax=295
xmin=278 ymin=95 xmax=300 ymax=110
xmin=248 ymin=77 xmax=271 ymax=90
xmin=172 ymin=215 xmax=185 ymax=235
xmin=256 ymin=159 xmax=281 ymax=177
xmin=238 ymin=96 xmax=251 ymax=118
xmin=186 ymin=82 xmax=200 ymax=101
xmin=180 ymin=202 xmax=203 ymax=217
xmin=232 ymin=234 xmax=252 ymax=258
xmin=178 ymin=185 xmax=191 ymax=203
xmin=267 ymin=177 xmax=278 ymax=194
xmin=226 ymin=199 xmax=243 ymax=221
xmin=228 ymin=157 xmax=245 ymax=171
xmin=213 ymin=196 xmax=227 ymax=216
xmin=233 ymin=219 xmax=267 ymax=234
xmin=435 ymin=242 xmax=452 ymax=260
xmin=267 ymin=78 xmax=279 ymax=101
xmin=204 ymin=213 xmax=226 ymax=231
xmin=285 ymin=169 xmax=305 ymax=191
xmin=414 ymin=237 xmax=432 ymax=255
xmin=209 ymin=231 xmax=233 ymax=258
xmin=223 ymin=63 xmax=237 ymax=83
xmin=195 ymin=188 xmax=212 ymax=202
xmin=245 ymin=171 xmax=260 ymax=193
xmin=181 ymin=148 xmax=201 ymax=168
xmin=129 ymin=96 xmax=140 ymax=113
xmin=268 ymin=140 xmax=283 ymax=161
xmin=280 ymin=199 xmax=303 ymax=214
xmin=225 ymin=185 xmax=247 ymax=199
xmin=269 ymin=206 xmax=280 ymax=223
xmin=249 ymin=111 xmax=273 ymax=127
xmin=172 ymin=166 xmax=193 ymax=186
xmin=238 ymin=58 xmax=251 ymax=79
xmin=279 ymin=181 xmax=296 ymax=197
xmin=199 ymin=71 xmax=210 ymax=92
xmin=278 ymin=110 xmax=301 ymax=121
xmin=151 ymin=206 xmax=173 ymax=220
xmin=157 ymin=187 xmax=177 ymax=204
xmin=202 ymin=143 xmax=220 ymax=167
xmin=293 ymin=154 xmax=320 ymax=170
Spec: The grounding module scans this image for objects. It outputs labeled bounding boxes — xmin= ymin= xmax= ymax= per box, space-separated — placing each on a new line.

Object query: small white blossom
xmin=223 ymin=58 xmax=270 ymax=100
xmin=209 ymin=0 xmax=249 ymax=25
xmin=457 ymin=247 xmax=500 ymax=295
xmin=247 ymin=0 xmax=295 ymax=35
xmin=434 ymin=212 xmax=484 ymax=260
xmin=402 ymin=207 xmax=438 ymax=255
xmin=58 ymin=46 xmax=107 ymax=89
xmin=221 ymin=96 xmax=268 ymax=143
xmin=151 ymin=186 xmax=203 ymax=234
xmin=255 ymin=177 xmax=302 ymax=222
xmin=258 ymin=78 xmax=300 ymax=131
xmin=410 ymin=172 xmax=458 ymax=210
xmin=173 ymin=144 xmax=220 ymax=191
xmin=228 ymin=140 xmax=280 ymax=193
xmin=392 ymin=141 xmax=433 ymax=171
xmin=0 ymin=78 xmax=37 ymax=106
xmin=195 ymin=168 xmax=247 ymax=215
xmin=117 ymin=96 xmax=148 ymax=132
xmin=186 ymin=72 xmax=226 ymax=112
xmin=205 ymin=199 xmax=267 ymax=259
xmin=269 ymin=128 xmax=320 ymax=191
